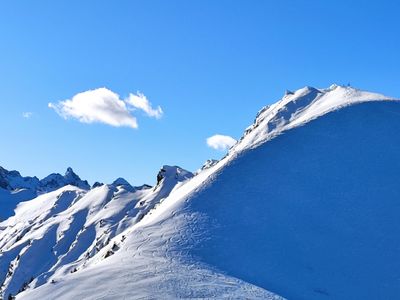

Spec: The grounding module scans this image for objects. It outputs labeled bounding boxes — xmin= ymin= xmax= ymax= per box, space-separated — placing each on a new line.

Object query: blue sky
xmin=1 ymin=0 xmax=399 ymax=185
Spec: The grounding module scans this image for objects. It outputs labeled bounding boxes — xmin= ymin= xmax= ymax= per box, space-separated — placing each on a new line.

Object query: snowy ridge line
xmin=0 ymin=166 xmax=193 ymax=298
xmin=231 ymin=84 xmax=397 ymax=153
xmin=136 ymin=84 xmax=397 ymax=228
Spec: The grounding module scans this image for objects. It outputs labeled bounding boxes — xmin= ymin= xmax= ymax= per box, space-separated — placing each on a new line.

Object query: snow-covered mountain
xmin=234 ymin=84 xmax=392 ymax=152
xmin=1 ymin=85 xmax=399 ymax=300
xmin=0 ymin=167 xmax=90 ymax=221
xmin=39 ymin=168 xmax=90 ymax=192
xmin=0 ymin=165 xmax=192 ymax=299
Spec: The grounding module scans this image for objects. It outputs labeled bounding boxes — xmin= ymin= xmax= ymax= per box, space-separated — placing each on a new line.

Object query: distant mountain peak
xmin=40 ymin=168 xmax=90 ymax=192
xmin=92 ymin=181 xmax=104 ymax=188
xmin=64 ymin=167 xmax=81 ymax=181
xmin=112 ymin=177 xmax=135 ymax=192
xmin=112 ymin=177 xmax=131 ymax=186
xmin=65 ymin=167 xmax=74 ymax=175
xmin=0 ymin=166 xmax=39 ymax=191
xmin=0 ymin=166 xmax=90 ymax=197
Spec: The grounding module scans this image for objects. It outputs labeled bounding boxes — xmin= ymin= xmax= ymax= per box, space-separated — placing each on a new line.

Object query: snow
xmin=0 ymin=167 xmax=39 ymax=192
xmin=18 ymin=213 xmax=281 ymax=300
xmin=0 ymin=167 xmax=91 ymax=220
xmin=196 ymin=159 xmax=219 ymax=174
xmin=232 ymin=85 xmax=395 ymax=154
xmin=1 ymin=85 xmax=399 ymax=299
xmin=0 ymin=166 xmax=197 ymax=298
xmin=39 ymin=167 xmax=90 ymax=192
xmin=0 ymin=189 xmax=37 ymax=222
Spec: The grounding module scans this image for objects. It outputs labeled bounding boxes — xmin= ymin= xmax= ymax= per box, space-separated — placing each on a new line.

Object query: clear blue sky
xmin=1 ymin=0 xmax=399 ymax=185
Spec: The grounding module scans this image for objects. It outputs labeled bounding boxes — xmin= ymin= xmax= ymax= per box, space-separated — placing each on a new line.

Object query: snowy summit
xmin=234 ymin=84 xmax=395 ymax=153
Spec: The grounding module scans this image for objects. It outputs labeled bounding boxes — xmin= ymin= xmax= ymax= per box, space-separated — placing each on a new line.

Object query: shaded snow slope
xmin=0 ymin=189 xmax=37 ymax=222
xmin=179 ymin=102 xmax=400 ymax=299
xmin=19 ymin=214 xmax=281 ymax=300
xmin=141 ymin=101 xmax=400 ymax=300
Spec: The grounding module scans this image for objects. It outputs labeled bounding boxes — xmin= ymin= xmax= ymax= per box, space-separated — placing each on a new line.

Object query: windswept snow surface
xmin=2 ymin=85 xmax=399 ymax=299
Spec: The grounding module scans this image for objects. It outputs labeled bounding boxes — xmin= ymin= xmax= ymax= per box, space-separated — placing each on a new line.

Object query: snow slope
xmin=2 ymin=85 xmax=399 ymax=299
xmin=0 ymin=166 xmax=194 ymax=298
xmin=182 ymin=101 xmax=400 ymax=299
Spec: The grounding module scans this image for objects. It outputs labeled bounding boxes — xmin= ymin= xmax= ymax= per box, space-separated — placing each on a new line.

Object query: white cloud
xmin=22 ymin=112 xmax=33 ymax=119
xmin=48 ymin=88 xmax=163 ymax=129
xmin=207 ymin=134 xmax=236 ymax=151
xmin=126 ymin=92 xmax=163 ymax=119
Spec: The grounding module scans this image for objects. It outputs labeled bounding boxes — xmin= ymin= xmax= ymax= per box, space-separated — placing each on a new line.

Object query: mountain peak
xmin=329 ymin=83 xmax=339 ymax=90
xmin=65 ymin=167 xmax=74 ymax=175
xmin=39 ymin=166 xmax=90 ymax=192
xmin=64 ymin=167 xmax=80 ymax=181
xmin=234 ymin=85 xmax=396 ymax=153
xmin=156 ymin=165 xmax=194 ymax=186
xmin=196 ymin=159 xmax=219 ymax=174
xmin=112 ymin=177 xmax=131 ymax=186
xmin=0 ymin=166 xmax=40 ymax=191
xmin=111 ymin=177 xmax=135 ymax=192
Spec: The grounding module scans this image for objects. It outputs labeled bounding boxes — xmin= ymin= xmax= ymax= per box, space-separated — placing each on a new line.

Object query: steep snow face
xmin=158 ymin=101 xmax=400 ymax=300
xmin=0 ymin=166 xmax=192 ymax=298
xmin=232 ymin=85 xmax=395 ymax=153
xmin=50 ymin=100 xmax=400 ymax=300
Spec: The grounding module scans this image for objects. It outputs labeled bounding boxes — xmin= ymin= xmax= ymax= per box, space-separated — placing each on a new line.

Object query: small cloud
xmin=207 ymin=134 xmax=236 ymax=151
xmin=126 ymin=92 xmax=163 ymax=119
xmin=22 ymin=112 xmax=33 ymax=119
xmin=49 ymin=88 xmax=163 ymax=129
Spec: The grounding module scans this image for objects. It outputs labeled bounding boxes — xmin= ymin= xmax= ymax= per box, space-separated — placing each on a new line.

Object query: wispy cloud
xmin=126 ymin=92 xmax=163 ymax=119
xmin=48 ymin=88 xmax=163 ymax=129
xmin=206 ymin=134 xmax=236 ymax=151
xmin=22 ymin=112 xmax=33 ymax=119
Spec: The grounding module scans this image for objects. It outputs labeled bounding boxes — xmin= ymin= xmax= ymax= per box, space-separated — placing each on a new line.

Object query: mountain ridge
xmin=0 ymin=165 xmax=194 ymax=298
xmin=1 ymin=85 xmax=399 ymax=299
